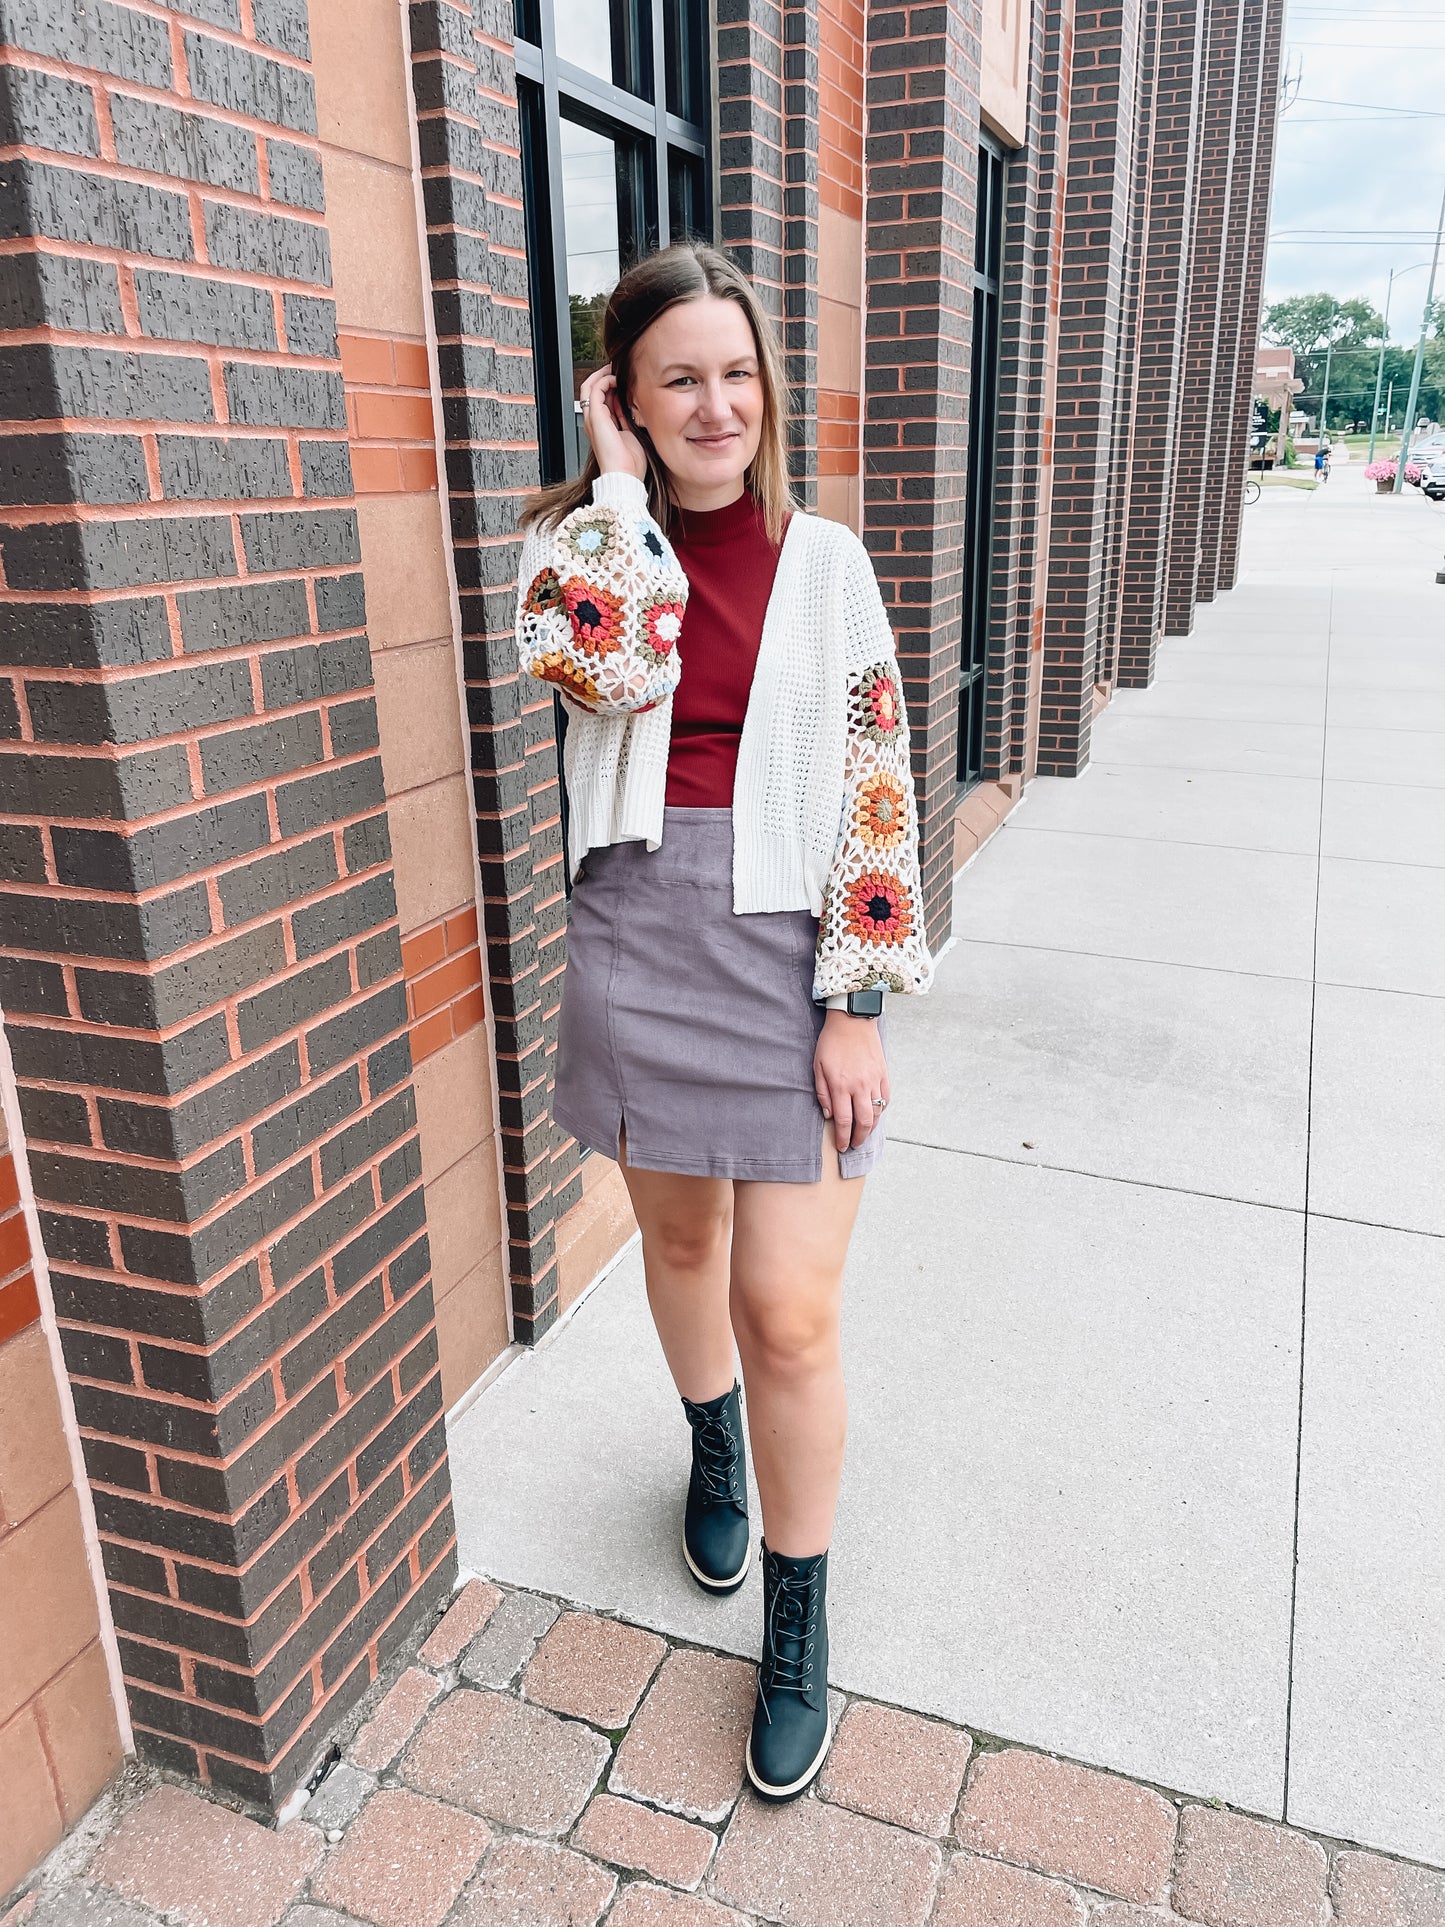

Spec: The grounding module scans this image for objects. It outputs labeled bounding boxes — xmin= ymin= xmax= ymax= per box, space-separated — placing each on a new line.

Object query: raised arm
xmin=812 ymin=541 xmax=934 ymax=1000
xmin=515 ymin=471 xmax=689 ymax=716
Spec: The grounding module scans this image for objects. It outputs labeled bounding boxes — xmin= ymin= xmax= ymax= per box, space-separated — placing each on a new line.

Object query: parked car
xmin=1421 ymin=457 xmax=1445 ymax=501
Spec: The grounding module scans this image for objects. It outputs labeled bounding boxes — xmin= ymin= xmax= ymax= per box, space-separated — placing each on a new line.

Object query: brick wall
xmin=0 ymin=1115 xmax=125 ymax=1898
xmin=0 ymin=0 xmax=454 ymax=1810
xmin=1035 ymin=0 xmax=1142 ymax=774
xmin=1116 ymin=0 xmax=1203 ymax=685
xmin=862 ymin=0 xmax=984 ymax=949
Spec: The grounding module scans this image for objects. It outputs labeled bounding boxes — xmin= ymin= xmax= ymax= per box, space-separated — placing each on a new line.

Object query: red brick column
xmin=1163 ymin=0 xmax=1241 ymax=634
xmin=0 ymin=0 xmax=453 ymax=1810
xmin=1116 ymin=0 xmax=1204 ymax=683
xmin=861 ymin=0 xmax=983 ymax=944
xmin=1036 ymin=0 xmax=1143 ymax=774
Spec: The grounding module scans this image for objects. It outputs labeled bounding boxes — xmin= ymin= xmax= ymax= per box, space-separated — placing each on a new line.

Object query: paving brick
xmin=348 ymin=1664 xmax=439 ymax=1771
xmin=89 ymin=1785 xmax=321 ymax=1927
xmin=954 ymin=1750 xmax=1177 ymax=1905
xmin=711 ymin=1789 xmax=942 ymax=1927
xmin=1334 ymin=1851 xmax=1445 ymax=1926
xmin=933 ymin=1850 xmax=1087 ymax=1926
xmin=1172 ymin=1808 xmax=1330 ymax=1927
xmin=304 ymin=1760 xmax=374 ymax=1831
xmin=27 ymin=1890 xmax=157 ymax=1927
xmin=1091 ymin=1908 xmax=1189 ymax=1926
xmin=524 ymin=1612 xmax=667 ymax=1731
xmin=400 ymin=1687 xmax=611 ymax=1836
xmin=609 ymin=1649 xmax=755 ymax=1825
xmin=311 ymin=1787 xmax=490 ymax=1927
xmin=274 ymin=1911 xmax=360 ymax=1927
xmin=451 ymin=1836 xmax=616 ymax=1926
xmin=459 ymin=1588 xmax=560 ymax=1688
xmin=818 ymin=1701 xmax=972 ymax=1837
xmin=572 ymin=1793 xmax=715 ymax=1890
xmin=419 ymin=1576 xmax=503 ymax=1666
xmin=605 ymin=1887 xmax=750 ymax=1927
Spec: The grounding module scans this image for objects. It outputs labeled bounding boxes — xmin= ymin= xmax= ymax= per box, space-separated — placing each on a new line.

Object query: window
xmin=958 ymin=139 xmax=1005 ymax=790
xmin=515 ymin=0 xmax=713 ymax=488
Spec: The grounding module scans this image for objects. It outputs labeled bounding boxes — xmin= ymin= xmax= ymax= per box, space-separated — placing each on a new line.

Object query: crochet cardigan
xmin=514 ymin=470 xmax=933 ymax=1000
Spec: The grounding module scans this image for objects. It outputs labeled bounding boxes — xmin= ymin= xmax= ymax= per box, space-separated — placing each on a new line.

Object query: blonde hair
xmin=520 ymin=241 xmax=796 ymax=547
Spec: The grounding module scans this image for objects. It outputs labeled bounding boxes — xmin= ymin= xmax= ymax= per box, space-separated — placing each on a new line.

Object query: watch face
xmin=847 ymin=990 xmax=884 ymax=1016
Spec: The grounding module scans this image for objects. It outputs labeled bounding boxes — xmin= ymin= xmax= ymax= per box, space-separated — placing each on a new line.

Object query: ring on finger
xmin=872 ymin=1096 xmax=887 ymax=1110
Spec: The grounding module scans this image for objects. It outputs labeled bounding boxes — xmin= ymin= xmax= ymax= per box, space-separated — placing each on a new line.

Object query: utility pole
xmin=1393 ymin=173 xmax=1445 ymax=495
xmin=1319 ymin=340 xmax=1334 ymax=440
xmin=1386 ymin=379 xmax=1394 ymax=435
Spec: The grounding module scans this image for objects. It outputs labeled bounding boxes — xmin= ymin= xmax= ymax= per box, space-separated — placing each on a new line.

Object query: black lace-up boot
xmin=746 ymin=1542 xmax=831 ymax=1800
xmin=680 ymin=1380 xmax=751 ymax=1593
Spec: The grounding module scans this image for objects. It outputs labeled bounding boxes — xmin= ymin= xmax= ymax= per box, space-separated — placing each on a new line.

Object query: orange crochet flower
xmin=564 ymin=578 xmax=626 ymax=656
xmin=532 ymin=651 xmax=599 ymax=708
xmin=843 ymin=870 xmax=915 ymax=947
xmin=854 ymin=772 xmax=907 ymax=850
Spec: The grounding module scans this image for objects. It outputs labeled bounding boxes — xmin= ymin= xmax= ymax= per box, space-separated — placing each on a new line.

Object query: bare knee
xmin=732 ymin=1289 xmax=839 ymax=1382
xmin=643 ymin=1208 xmax=731 ymax=1277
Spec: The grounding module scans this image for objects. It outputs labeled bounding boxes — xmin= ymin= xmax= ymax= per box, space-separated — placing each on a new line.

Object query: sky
xmin=1265 ymin=0 xmax=1445 ymax=347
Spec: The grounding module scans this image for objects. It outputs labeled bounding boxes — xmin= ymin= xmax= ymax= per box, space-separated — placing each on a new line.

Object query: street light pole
xmin=1393 ymin=173 xmax=1445 ymax=495
xmin=1319 ymin=340 xmax=1334 ymax=439
xmin=1368 ymin=270 xmax=1395 ymax=464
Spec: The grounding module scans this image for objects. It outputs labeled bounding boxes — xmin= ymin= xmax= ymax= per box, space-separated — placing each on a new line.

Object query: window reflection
xmin=668 ymin=148 xmax=704 ymax=242
xmin=561 ymin=117 xmax=622 ymax=401
xmin=553 ymin=0 xmax=647 ymax=95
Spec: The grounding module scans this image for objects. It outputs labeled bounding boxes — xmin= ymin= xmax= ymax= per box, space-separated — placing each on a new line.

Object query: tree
xmin=1263 ymin=293 xmax=1386 ymax=357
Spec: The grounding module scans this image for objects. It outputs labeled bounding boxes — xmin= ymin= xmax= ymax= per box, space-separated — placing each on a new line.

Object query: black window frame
xmin=958 ymin=135 xmax=1006 ymax=793
xmin=514 ymin=0 xmax=713 ymax=490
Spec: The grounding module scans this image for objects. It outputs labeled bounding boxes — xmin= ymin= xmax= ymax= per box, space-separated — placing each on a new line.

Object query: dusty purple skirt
xmin=553 ymin=807 xmax=886 ymax=1183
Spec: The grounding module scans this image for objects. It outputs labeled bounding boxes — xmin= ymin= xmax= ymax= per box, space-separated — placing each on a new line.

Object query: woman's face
xmin=626 ymin=294 xmax=766 ymax=506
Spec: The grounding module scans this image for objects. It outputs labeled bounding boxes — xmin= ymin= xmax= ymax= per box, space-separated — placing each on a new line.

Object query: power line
xmin=1293 ymin=94 xmax=1445 ymax=115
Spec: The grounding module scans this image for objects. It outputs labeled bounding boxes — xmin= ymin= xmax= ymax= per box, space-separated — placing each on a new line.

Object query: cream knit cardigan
xmin=514 ymin=470 xmax=933 ymax=999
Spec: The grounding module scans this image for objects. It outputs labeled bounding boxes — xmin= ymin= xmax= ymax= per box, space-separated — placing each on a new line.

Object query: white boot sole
xmin=745 ymin=1717 xmax=832 ymax=1801
xmin=681 ymin=1527 xmax=751 ymax=1592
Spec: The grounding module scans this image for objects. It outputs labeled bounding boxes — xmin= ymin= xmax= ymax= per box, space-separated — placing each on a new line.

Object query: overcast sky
xmin=1266 ymin=0 xmax=1445 ymax=347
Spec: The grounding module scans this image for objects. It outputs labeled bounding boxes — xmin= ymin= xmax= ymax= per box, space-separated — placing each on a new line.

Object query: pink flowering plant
xmin=1364 ymin=458 xmax=1424 ymax=483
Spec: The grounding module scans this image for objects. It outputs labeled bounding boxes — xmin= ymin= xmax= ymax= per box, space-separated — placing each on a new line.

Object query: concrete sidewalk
xmin=448 ymin=479 xmax=1445 ymax=1871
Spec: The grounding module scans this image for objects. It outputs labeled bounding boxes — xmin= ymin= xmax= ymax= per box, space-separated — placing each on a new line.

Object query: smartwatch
xmin=843 ymin=988 xmax=884 ymax=1017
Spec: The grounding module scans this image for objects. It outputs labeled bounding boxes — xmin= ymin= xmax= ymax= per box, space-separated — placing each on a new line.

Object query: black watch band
xmin=844 ymin=988 xmax=885 ymax=1017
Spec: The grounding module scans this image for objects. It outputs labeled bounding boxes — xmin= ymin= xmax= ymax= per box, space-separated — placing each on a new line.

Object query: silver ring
xmin=873 ymin=1097 xmax=887 ymax=1110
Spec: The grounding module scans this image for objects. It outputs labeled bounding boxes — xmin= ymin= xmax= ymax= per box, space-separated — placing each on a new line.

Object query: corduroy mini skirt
xmin=553 ymin=807 xmax=886 ymax=1183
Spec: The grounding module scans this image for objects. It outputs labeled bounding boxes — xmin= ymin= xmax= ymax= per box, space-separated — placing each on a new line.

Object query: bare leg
xmin=729 ymin=1137 xmax=864 ymax=1556
xmin=617 ymin=1128 xmax=737 ymax=1404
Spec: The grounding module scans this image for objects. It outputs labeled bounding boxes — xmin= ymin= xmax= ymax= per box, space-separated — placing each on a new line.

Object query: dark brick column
xmin=0 ymin=0 xmax=454 ymax=1810
xmin=408 ymin=0 xmax=583 ymax=1344
xmin=1163 ymin=0 xmax=1241 ymax=634
xmin=1211 ymin=0 xmax=1282 ymax=594
xmin=1035 ymin=0 xmax=1143 ymax=774
xmin=1195 ymin=0 xmax=1263 ymax=601
xmin=1116 ymin=0 xmax=1204 ymax=683
xmin=1096 ymin=0 xmax=1158 ymax=690
xmin=782 ymin=0 xmax=821 ymax=504
xmin=861 ymin=0 xmax=983 ymax=946
xmin=984 ymin=0 xmax=1069 ymax=782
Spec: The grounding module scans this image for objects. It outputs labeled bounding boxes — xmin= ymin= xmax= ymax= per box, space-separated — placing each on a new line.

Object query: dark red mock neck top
xmin=665 ymin=489 xmax=789 ymax=809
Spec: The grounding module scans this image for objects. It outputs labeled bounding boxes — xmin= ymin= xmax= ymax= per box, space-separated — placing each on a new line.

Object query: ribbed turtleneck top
xmin=665 ymin=488 xmax=789 ymax=809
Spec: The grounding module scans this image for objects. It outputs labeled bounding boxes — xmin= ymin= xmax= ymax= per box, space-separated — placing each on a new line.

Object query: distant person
xmin=1314 ymin=445 xmax=1330 ymax=483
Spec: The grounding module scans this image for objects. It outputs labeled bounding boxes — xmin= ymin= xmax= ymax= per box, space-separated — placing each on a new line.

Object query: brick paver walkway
xmin=8 ymin=1577 xmax=1444 ymax=1927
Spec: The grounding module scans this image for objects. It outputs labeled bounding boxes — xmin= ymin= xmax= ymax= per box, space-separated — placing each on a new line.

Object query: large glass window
xmin=958 ymin=139 xmax=1005 ymax=791
xmin=516 ymin=0 xmax=712 ymax=487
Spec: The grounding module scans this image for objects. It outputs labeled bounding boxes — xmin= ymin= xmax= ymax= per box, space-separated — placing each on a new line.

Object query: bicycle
xmin=1244 ymin=476 xmax=1261 ymax=505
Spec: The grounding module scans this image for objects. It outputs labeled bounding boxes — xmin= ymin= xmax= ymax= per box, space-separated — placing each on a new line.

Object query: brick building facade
xmin=0 ymin=0 xmax=1279 ymax=1886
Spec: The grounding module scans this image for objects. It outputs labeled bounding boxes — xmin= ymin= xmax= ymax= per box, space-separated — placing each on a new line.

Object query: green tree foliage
xmin=1263 ymin=292 xmax=1385 ymax=356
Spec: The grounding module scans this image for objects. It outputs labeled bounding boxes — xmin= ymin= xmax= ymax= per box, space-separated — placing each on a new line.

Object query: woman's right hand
xmin=579 ymin=366 xmax=648 ymax=482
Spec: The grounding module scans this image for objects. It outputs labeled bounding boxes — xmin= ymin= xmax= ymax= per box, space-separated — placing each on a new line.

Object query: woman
xmin=514 ymin=242 xmax=932 ymax=1802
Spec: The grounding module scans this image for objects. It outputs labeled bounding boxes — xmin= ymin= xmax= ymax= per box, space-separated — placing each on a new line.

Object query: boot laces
xmin=757 ymin=1564 xmax=819 ymax=1723
xmin=687 ymin=1405 xmax=743 ymax=1506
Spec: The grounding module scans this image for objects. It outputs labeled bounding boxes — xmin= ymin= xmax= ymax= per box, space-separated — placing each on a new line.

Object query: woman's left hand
xmin=814 ymin=1010 xmax=889 ymax=1154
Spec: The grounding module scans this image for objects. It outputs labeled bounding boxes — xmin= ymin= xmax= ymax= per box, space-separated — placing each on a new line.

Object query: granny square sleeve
xmin=812 ymin=539 xmax=935 ymax=999
xmin=515 ymin=473 xmax=690 ymax=716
